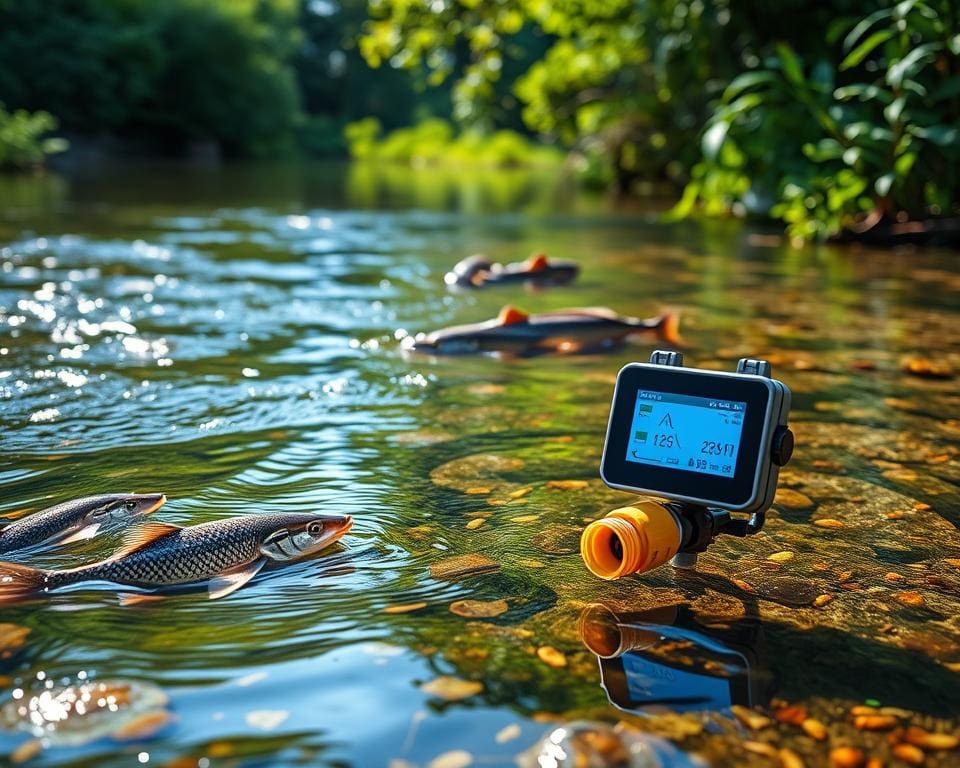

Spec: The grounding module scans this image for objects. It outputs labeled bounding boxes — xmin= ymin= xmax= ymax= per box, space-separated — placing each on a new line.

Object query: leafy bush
xmin=0 ymin=104 xmax=67 ymax=171
xmin=0 ymin=0 xmax=302 ymax=157
xmin=344 ymin=118 xmax=561 ymax=168
xmin=678 ymin=1 xmax=960 ymax=240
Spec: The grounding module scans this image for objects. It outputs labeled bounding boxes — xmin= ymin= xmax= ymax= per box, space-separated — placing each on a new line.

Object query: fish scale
xmin=0 ymin=494 xmax=161 ymax=554
xmin=47 ymin=515 xmax=302 ymax=589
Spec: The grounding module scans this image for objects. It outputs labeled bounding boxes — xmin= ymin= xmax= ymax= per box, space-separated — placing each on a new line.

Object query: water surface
xmin=1 ymin=161 xmax=959 ymax=767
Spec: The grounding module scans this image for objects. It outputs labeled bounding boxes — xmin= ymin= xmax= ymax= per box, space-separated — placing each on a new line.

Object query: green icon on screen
xmin=638 ymin=404 xmax=653 ymax=413
xmin=634 ymin=430 xmax=648 ymax=442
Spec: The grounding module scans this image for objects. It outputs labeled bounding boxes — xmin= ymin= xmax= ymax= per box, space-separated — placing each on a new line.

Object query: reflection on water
xmin=579 ymin=604 xmax=766 ymax=713
xmin=0 ymin=161 xmax=959 ymax=766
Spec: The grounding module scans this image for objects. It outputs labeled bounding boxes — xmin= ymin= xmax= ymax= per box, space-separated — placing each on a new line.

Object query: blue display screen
xmin=625 ymin=390 xmax=747 ymax=478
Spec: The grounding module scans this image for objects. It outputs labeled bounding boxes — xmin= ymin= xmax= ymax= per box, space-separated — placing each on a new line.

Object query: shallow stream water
xmin=0 ymin=161 xmax=958 ymax=767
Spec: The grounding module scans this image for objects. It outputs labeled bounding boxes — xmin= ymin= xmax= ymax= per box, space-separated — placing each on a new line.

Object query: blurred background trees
xmin=0 ymin=0 xmax=957 ymax=240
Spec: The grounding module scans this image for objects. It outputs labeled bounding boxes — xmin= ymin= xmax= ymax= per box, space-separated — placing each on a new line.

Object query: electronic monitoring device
xmin=582 ymin=351 xmax=794 ymax=579
xmin=600 ymin=350 xmax=793 ymax=513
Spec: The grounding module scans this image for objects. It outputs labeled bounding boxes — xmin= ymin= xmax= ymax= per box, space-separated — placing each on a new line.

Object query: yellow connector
xmin=580 ymin=500 xmax=682 ymax=580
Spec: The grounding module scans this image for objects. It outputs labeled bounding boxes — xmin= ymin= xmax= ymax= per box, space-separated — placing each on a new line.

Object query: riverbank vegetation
xmin=345 ymin=118 xmax=561 ymax=167
xmin=0 ymin=105 xmax=67 ymax=171
xmin=0 ymin=0 xmax=957 ymax=241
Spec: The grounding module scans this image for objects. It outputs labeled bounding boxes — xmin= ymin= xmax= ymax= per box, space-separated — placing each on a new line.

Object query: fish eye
xmin=307 ymin=522 xmax=324 ymax=536
xmin=124 ymin=501 xmax=137 ymax=512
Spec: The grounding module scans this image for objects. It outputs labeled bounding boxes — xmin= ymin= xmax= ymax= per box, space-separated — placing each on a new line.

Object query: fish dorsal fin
xmin=111 ymin=522 xmax=182 ymax=560
xmin=523 ymin=253 xmax=549 ymax=272
xmin=497 ymin=306 xmax=529 ymax=326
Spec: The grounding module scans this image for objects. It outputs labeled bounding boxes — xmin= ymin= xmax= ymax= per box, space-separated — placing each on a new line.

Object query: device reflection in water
xmin=578 ymin=603 xmax=767 ymax=713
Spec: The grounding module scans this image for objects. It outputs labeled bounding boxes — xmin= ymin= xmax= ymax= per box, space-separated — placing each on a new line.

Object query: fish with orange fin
xmin=444 ymin=252 xmax=579 ymax=289
xmin=0 ymin=494 xmax=166 ymax=555
xmin=0 ymin=512 xmax=353 ymax=604
xmin=404 ymin=305 xmax=681 ymax=356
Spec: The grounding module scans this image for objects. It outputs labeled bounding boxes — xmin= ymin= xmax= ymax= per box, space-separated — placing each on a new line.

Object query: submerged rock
xmin=430 ymin=553 xmax=500 ymax=580
xmin=531 ymin=525 xmax=583 ymax=555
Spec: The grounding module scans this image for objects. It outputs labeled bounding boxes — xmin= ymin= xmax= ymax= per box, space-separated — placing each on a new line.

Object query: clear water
xmin=1 ymin=161 xmax=959 ymax=767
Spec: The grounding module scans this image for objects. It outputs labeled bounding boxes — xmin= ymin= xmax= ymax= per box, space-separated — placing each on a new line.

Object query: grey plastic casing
xmin=599 ymin=358 xmax=792 ymax=514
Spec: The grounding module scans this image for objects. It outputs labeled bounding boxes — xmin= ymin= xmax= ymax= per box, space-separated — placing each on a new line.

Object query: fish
xmin=404 ymin=305 xmax=681 ymax=356
xmin=444 ymin=253 xmax=579 ymax=289
xmin=0 ymin=511 xmax=353 ymax=604
xmin=0 ymin=494 xmax=166 ymax=555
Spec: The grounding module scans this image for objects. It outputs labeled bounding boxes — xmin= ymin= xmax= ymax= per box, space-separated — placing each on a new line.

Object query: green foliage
xmin=344 ymin=117 xmax=561 ymax=167
xmin=0 ymin=0 xmax=302 ymax=157
xmin=361 ymin=0 xmax=959 ymax=240
xmin=0 ymin=104 xmax=67 ymax=171
xmin=679 ymin=0 xmax=960 ymax=239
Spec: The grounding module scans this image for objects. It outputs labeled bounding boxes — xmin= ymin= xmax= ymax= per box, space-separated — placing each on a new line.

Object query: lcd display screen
xmin=625 ymin=391 xmax=747 ymax=478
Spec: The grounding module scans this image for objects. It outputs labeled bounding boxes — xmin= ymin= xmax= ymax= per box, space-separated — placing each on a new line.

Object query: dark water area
xmin=0 ymin=161 xmax=958 ymax=767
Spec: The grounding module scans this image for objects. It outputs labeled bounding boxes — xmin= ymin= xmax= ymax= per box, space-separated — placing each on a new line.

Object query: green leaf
xmin=802 ymin=138 xmax=844 ymax=161
xmin=875 ymin=172 xmax=895 ymax=197
xmin=840 ymin=29 xmax=894 ymax=70
xmin=887 ymin=43 xmax=942 ymax=87
xmin=775 ymin=44 xmax=804 ymax=86
xmin=722 ymin=71 xmax=777 ymax=101
xmin=912 ymin=124 xmax=959 ymax=146
xmin=894 ymin=152 xmax=917 ymax=176
xmin=950 ymin=34 xmax=960 ymax=55
xmin=701 ymin=121 xmax=728 ymax=161
xmin=884 ymin=96 xmax=907 ymax=124
xmin=834 ymin=84 xmax=894 ymax=103
xmin=842 ymin=7 xmax=894 ymax=52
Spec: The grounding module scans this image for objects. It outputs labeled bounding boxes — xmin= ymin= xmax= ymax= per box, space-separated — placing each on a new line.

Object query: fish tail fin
xmin=0 ymin=561 xmax=50 ymax=603
xmin=655 ymin=311 xmax=683 ymax=347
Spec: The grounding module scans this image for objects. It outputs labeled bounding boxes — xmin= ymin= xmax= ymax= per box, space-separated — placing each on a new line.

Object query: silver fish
xmin=444 ymin=253 xmax=579 ymax=289
xmin=405 ymin=305 xmax=681 ymax=356
xmin=0 ymin=494 xmax=166 ymax=554
xmin=0 ymin=511 xmax=353 ymax=603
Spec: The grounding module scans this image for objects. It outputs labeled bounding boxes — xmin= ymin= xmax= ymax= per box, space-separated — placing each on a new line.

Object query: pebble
xmin=510 ymin=515 xmax=539 ymax=523
xmin=854 ymin=715 xmax=899 ymax=731
xmin=802 ymin=718 xmax=828 ymax=741
xmin=814 ymin=518 xmax=846 ymax=529
xmin=495 ymin=723 xmax=521 ymax=744
xmin=465 ymin=518 xmax=485 ymax=530
xmin=465 ymin=487 xmax=491 ymax=495
xmin=768 ymin=551 xmax=795 ymax=563
xmin=743 ymin=741 xmax=778 ymax=758
xmin=903 ymin=726 xmax=960 ymax=750
xmin=829 ymin=746 xmax=866 ymax=768
xmin=509 ymin=487 xmax=532 ymax=499
xmin=775 ymin=489 xmax=815 ymax=510
xmin=779 ymin=747 xmax=806 ymax=768
xmin=0 ymin=624 xmax=30 ymax=658
xmin=449 ymin=599 xmax=509 ymax=618
xmin=430 ymin=554 xmax=500 ymax=580
xmin=731 ymin=705 xmax=772 ymax=730
xmin=892 ymin=743 xmax=925 ymax=765
xmin=420 ymin=677 xmax=483 ymax=701
xmin=901 ymin=356 xmax=954 ymax=379
xmin=428 ymin=749 xmax=473 ymax=768
xmin=813 ymin=594 xmax=835 ymax=607
xmin=536 ymin=646 xmax=567 ymax=667
xmin=893 ymin=591 xmax=926 ymax=608
xmin=754 ymin=576 xmax=820 ymax=606
xmin=775 ymin=705 xmax=808 ymax=726
xmin=531 ymin=525 xmax=582 ymax=555
xmin=545 ymin=480 xmax=589 ymax=490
